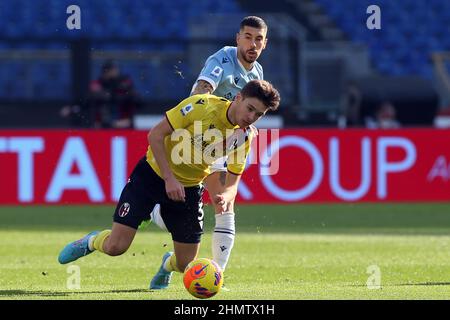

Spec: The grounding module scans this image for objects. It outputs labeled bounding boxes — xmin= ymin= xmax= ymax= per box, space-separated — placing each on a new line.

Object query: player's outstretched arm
xmin=148 ymin=118 xmax=186 ymax=202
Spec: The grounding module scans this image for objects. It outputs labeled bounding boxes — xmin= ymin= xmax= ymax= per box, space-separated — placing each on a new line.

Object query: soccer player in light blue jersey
xmin=151 ymin=17 xmax=269 ymax=287
xmin=190 ymin=26 xmax=265 ymax=100
xmin=191 ymin=17 xmax=268 ymax=279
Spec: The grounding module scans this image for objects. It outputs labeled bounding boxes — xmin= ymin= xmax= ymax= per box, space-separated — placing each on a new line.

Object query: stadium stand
xmin=0 ymin=0 xmax=448 ymax=127
xmin=314 ymin=0 xmax=450 ymax=79
xmin=0 ymin=0 xmax=244 ymax=101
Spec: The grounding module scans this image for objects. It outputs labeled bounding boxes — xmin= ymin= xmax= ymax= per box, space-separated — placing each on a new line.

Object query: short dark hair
xmin=241 ymin=80 xmax=280 ymax=111
xmin=240 ymin=16 xmax=268 ymax=31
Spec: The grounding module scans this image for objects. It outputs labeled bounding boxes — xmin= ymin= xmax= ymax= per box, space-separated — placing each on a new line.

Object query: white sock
xmin=150 ymin=204 xmax=168 ymax=231
xmin=212 ymin=212 xmax=235 ymax=272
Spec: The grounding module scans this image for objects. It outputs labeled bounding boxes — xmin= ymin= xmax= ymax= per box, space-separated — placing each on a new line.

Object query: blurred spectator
xmin=366 ymin=101 xmax=401 ymax=129
xmin=61 ymin=60 xmax=141 ymax=128
xmin=342 ymin=84 xmax=363 ymax=127
xmin=88 ymin=60 xmax=141 ymax=128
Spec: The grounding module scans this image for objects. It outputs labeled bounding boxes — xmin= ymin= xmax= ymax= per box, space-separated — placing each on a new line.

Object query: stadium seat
xmin=0 ymin=0 xmax=243 ymax=99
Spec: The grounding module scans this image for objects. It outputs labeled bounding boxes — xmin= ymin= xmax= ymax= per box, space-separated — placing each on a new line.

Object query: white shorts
xmin=210 ymin=156 xmax=228 ymax=173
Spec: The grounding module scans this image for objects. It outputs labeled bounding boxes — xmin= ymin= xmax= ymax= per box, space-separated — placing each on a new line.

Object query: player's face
xmin=236 ymin=26 xmax=267 ymax=65
xmin=235 ymin=94 xmax=268 ymax=128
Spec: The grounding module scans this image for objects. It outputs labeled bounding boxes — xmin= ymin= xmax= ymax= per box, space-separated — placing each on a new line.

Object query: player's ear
xmin=236 ymin=32 xmax=240 ymax=45
xmin=262 ymin=37 xmax=268 ymax=50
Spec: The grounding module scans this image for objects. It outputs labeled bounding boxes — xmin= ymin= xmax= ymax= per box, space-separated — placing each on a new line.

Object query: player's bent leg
xmin=101 ymin=222 xmax=137 ymax=256
xmin=150 ymin=241 xmax=200 ymax=290
xmin=204 ymin=171 xmax=236 ymax=273
xmin=172 ymin=241 xmax=201 ymax=271
xmin=150 ymin=182 xmax=204 ymax=290
xmin=58 ymin=223 xmax=137 ymax=264
xmin=204 ymin=171 xmax=235 ymax=214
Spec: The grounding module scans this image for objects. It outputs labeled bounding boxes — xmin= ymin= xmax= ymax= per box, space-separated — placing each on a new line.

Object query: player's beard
xmin=240 ymin=48 xmax=258 ymax=64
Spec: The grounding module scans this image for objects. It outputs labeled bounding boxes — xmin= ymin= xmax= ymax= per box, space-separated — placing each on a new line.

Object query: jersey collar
xmin=222 ymin=100 xmax=239 ymax=129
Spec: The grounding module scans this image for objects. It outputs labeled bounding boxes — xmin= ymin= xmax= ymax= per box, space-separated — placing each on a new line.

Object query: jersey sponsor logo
xmin=180 ymin=103 xmax=194 ymax=116
xmin=194 ymin=263 xmax=209 ymax=275
xmin=222 ymin=57 xmax=229 ymax=63
xmin=118 ymin=202 xmax=130 ymax=217
xmin=210 ymin=66 xmax=223 ymax=78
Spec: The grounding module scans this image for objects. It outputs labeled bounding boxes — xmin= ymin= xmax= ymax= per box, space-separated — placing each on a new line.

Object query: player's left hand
xmin=248 ymin=124 xmax=259 ymax=137
xmin=165 ymin=176 xmax=186 ymax=202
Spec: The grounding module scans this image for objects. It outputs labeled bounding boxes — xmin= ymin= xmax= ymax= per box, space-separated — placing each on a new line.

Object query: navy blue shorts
xmin=113 ymin=157 xmax=204 ymax=244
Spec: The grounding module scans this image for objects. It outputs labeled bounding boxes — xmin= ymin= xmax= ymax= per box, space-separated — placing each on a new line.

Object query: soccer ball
xmin=183 ymin=258 xmax=223 ymax=299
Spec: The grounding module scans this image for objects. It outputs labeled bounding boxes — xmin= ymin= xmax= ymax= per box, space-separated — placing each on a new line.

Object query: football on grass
xmin=183 ymin=258 xmax=223 ymax=299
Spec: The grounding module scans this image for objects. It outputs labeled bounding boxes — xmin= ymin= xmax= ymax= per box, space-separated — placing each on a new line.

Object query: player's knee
xmin=104 ymin=241 xmax=129 ymax=256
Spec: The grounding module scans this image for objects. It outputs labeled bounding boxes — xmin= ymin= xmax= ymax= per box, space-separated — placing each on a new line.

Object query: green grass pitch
xmin=1 ymin=203 xmax=450 ymax=300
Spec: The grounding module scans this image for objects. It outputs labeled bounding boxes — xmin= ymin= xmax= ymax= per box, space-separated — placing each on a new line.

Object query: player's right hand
xmin=213 ymin=194 xmax=231 ymax=213
xmin=165 ymin=176 xmax=186 ymax=202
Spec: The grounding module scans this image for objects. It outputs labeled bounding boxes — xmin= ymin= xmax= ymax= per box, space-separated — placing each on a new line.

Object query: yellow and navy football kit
xmin=113 ymin=94 xmax=254 ymax=243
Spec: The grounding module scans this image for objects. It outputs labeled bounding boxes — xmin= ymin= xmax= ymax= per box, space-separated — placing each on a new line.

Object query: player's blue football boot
xmin=149 ymin=251 xmax=173 ymax=290
xmin=58 ymin=231 xmax=99 ymax=264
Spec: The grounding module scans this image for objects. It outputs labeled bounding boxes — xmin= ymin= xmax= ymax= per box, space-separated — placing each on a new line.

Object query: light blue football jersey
xmin=192 ymin=46 xmax=264 ymax=100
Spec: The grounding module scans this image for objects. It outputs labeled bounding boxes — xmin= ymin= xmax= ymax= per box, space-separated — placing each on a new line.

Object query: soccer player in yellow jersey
xmin=57 ymin=80 xmax=280 ymax=291
xmin=152 ymin=16 xmax=268 ymax=282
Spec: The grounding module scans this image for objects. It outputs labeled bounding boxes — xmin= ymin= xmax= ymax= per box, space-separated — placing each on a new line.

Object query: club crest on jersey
xmin=195 ymin=98 xmax=205 ymax=105
xmin=118 ymin=202 xmax=130 ymax=217
xmin=180 ymin=103 xmax=194 ymax=116
xmin=210 ymin=66 xmax=223 ymax=78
